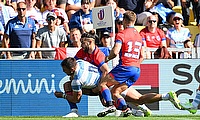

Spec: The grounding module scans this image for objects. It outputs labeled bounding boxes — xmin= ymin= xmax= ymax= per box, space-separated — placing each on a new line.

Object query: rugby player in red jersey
xmin=98 ymin=11 xmax=144 ymax=116
xmin=55 ymin=30 xmax=110 ymax=117
xmin=97 ymin=11 xmax=182 ymax=117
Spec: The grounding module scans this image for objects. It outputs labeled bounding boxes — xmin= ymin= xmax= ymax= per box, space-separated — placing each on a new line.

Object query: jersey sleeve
xmin=71 ymin=79 xmax=82 ymax=92
xmin=115 ymin=31 xmax=124 ymax=43
xmin=186 ymin=28 xmax=192 ymax=38
xmin=139 ymin=28 xmax=146 ymax=41
xmin=93 ymin=48 xmax=106 ymax=68
xmin=29 ymin=17 xmax=36 ymax=33
xmin=157 ymin=28 xmax=166 ymax=41
xmin=74 ymin=48 xmax=84 ymax=60
xmin=4 ymin=19 xmax=12 ymax=36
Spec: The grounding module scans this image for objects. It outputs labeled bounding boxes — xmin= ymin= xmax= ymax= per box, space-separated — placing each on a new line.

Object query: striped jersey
xmin=71 ymin=59 xmax=101 ymax=92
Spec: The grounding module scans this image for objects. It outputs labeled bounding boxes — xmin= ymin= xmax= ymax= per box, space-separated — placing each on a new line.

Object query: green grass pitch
xmin=0 ymin=115 xmax=200 ymax=120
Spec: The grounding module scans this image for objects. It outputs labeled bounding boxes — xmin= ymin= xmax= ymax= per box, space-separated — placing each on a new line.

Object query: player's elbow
xmin=113 ymin=51 xmax=118 ymax=57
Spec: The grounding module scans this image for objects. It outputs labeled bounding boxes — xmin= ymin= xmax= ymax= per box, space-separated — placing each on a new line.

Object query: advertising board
xmin=0 ymin=59 xmax=199 ymax=116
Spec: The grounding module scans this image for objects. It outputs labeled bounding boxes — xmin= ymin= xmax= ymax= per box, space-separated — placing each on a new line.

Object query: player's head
xmin=70 ymin=28 xmax=81 ymax=41
xmin=17 ymin=2 xmax=27 ymax=18
xmin=81 ymin=0 xmax=91 ymax=5
xmin=183 ymin=39 xmax=193 ymax=48
xmin=123 ymin=11 xmax=136 ymax=28
xmin=101 ymin=31 xmax=111 ymax=47
xmin=81 ymin=30 xmax=97 ymax=52
xmin=46 ymin=12 xmax=57 ymax=27
xmin=147 ymin=14 xmax=158 ymax=28
xmin=61 ymin=57 xmax=77 ymax=76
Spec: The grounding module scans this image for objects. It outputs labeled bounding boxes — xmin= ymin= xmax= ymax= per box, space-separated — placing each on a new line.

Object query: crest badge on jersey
xmin=14 ymin=25 xmax=19 ymax=28
xmin=98 ymin=9 xmax=104 ymax=20
xmin=28 ymin=24 xmax=32 ymax=28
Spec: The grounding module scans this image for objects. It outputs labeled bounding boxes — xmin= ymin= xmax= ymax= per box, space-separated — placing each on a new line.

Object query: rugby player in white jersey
xmin=61 ymin=57 xmax=100 ymax=102
xmin=58 ymin=57 xmax=150 ymax=117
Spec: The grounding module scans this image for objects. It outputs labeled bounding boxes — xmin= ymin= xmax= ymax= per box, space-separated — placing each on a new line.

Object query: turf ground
xmin=0 ymin=115 xmax=200 ymax=120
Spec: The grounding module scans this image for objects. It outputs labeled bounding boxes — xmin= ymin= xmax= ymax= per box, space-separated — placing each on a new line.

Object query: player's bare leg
xmin=122 ymin=86 xmax=152 ymax=117
xmin=123 ymin=86 xmax=181 ymax=113
xmin=111 ymin=83 xmax=131 ymax=116
xmin=97 ymin=74 xmax=120 ymax=117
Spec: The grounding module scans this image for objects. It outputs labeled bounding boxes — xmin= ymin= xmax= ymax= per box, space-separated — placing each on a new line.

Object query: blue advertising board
xmin=1 ymin=59 xmax=200 ymax=116
xmin=0 ymin=60 xmax=88 ymax=116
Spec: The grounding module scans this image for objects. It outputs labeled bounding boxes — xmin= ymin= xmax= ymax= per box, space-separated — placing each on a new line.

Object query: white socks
xmin=137 ymin=104 xmax=149 ymax=110
xmin=126 ymin=102 xmax=148 ymax=111
xmin=161 ymin=93 xmax=169 ymax=100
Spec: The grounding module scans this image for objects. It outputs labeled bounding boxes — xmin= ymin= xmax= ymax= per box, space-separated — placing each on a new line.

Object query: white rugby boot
xmin=62 ymin=108 xmax=79 ymax=117
xmin=132 ymin=109 xmax=145 ymax=117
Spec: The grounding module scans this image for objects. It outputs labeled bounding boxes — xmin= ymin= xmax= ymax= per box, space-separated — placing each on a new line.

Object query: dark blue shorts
xmin=109 ymin=65 xmax=140 ymax=87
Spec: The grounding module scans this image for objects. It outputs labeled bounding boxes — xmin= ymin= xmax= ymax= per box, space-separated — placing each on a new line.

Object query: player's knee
xmin=111 ymin=91 xmax=120 ymax=99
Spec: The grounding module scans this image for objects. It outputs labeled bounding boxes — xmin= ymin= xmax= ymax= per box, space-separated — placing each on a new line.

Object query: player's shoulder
xmin=125 ymin=27 xmax=140 ymax=34
xmin=77 ymin=59 xmax=91 ymax=64
xmin=94 ymin=46 xmax=106 ymax=55
xmin=76 ymin=59 xmax=85 ymax=64
xmin=7 ymin=16 xmax=18 ymax=24
xmin=77 ymin=59 xmax=97 ymax=67
xmin=182 ymin=27 xmax=190 ymax=31
xmin=76 ymin=48 xmax=84 ymax=54
xmin=37 ymin=26 xmax=48 ymax=33
xmin=27 ymin=16 xmax=36 ymax=23
xmin=156 ymin=27 xmax=164 ymax=32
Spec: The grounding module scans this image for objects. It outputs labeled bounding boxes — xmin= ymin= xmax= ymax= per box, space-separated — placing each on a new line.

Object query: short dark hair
xmin=184 ymin=40 xmax=191 ymax=48
xmin=17 ymin=1 xmax=26 ymax=8
xmin=81 ymin=0 xmax=90 ymax=5
xmin=81 ymin=30 xmax=97 ymax=40
xmin=166 ymin=12 xmax=176 ymax=23
xmin=70 ymin=28 xmax=81 ymax=33
xmin=61 ymin=57 xmax=77 ymax=69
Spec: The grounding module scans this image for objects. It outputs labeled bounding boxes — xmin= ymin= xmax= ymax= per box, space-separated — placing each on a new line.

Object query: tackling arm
xmin=105 ymin=42 xmax=121 ymax=62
